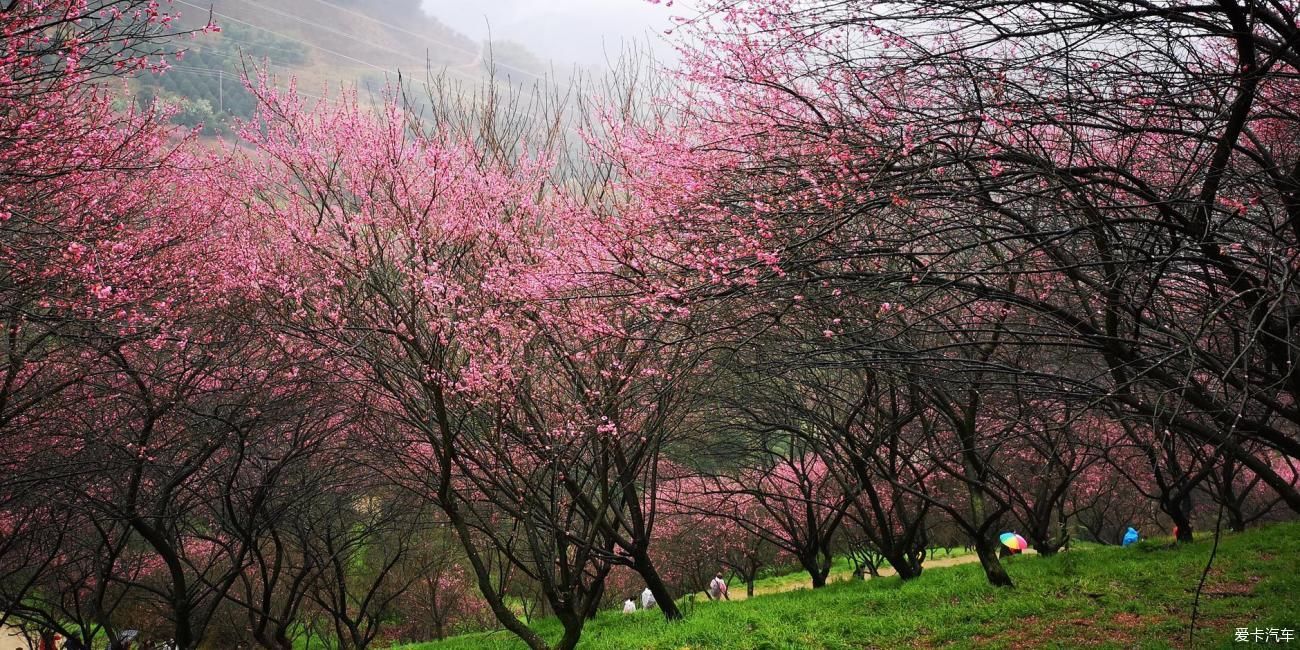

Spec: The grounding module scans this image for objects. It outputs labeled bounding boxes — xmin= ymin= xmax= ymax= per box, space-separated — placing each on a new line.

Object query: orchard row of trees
xmin=2 ymin=1 xmax=1299 ymax=649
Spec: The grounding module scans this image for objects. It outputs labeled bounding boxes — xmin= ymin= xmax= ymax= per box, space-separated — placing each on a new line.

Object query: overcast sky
xmin=420 ymin=0 xmax=681 ymax=66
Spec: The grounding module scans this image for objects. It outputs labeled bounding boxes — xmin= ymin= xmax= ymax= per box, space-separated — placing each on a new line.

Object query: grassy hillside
xmin=175 ymin=0 xmax=545 ymax=83
xmin=407 ymin=522 xmax=1300 ymax=649
xmin=146 ymin=0 xmax=550 ymax=135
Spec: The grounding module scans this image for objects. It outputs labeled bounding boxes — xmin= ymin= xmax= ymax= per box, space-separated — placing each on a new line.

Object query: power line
xmin=173 ymin=0 xmax=401 ymax=75
xmin=221 ymin=0 xmax=430 ymax=68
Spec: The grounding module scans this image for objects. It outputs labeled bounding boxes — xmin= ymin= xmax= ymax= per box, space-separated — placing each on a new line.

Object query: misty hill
xmin=145 ymin=0 xmax=549 ymax=132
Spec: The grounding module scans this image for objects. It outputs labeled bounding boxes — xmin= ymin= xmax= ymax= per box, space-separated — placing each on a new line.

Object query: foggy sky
xmin=420 ymin=0 xmax=679 ymax=66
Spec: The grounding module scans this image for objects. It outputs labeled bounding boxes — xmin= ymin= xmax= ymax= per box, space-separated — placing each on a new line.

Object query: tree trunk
xmin=799 ymin=550 xmax=832 ymax=588
xmin=344 ymin=622 xmax=366 ymax=650
xmin=885 ymin=552 xmax=922 ymax=580
xmin=1030 ymin=521 xmax=1064 ymax=556
xmin=585 ymin=576 xmax=605 ymax=620
xmin=1026 ymin=513 xmax=1064 ymax=556
xmin=974 ymin=540 xmax=1014 ymax=587
xmin=450 ymin=516 xmax=550 ymax=650
xmin=633 ymin=553 xmax=682 ymax=621
xmin=1167 ymin=493 xmax=1194 ymax=543
xmin=94 ymin=609 xmax=118 ymax=650
xmin=551 ymin=612 xmax=585 ymax=650
xmin=1057 ymin=508 xmax=1071 ymax=552
xmin=809 ymin=561 xmax=830 ymax=588
xmin=956 ymin=412 xmax=1011 ymax=588
xmin=174 ymin=599 xmax=196 ymax=650
xmin=1225 ymin=502 xmax=1246 ymax=533
xmin=1219 ymin=463 xmax=1247 ymax=532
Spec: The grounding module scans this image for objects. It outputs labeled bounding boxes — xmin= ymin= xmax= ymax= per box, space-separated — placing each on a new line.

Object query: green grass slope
xmin=407 ymin=522 xmax=1300 ymax=649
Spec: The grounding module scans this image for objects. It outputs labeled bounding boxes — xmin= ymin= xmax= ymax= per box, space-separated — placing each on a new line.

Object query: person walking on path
xmin=708 ymin=572 xmax=730 ymax=601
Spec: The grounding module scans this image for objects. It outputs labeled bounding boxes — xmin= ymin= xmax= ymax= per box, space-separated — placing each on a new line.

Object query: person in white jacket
xmin=641 ymin=586 xmax=657 ymax=610
xmin=708 ymin=572 xmax=730 ymax=600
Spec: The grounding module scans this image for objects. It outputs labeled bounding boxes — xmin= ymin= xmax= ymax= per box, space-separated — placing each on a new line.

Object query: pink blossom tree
xmin=621 ymin=0 xmax=1300 ymax=526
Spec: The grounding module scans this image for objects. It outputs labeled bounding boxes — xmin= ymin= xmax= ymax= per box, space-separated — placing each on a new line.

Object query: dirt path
xmin=0 ymin=625 xmax=34 ymax=650
xmin=696 ymin=551 xmax=1033 ymax=602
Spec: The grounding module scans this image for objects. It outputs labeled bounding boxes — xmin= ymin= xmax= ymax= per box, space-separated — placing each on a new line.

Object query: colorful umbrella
xmin=999 ymin=532 xmax=1028 ymax=551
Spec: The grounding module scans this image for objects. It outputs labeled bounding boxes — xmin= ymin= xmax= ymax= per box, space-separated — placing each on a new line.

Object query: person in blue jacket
xmin=1122 ymin=527 xmax=1140 ymax=546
